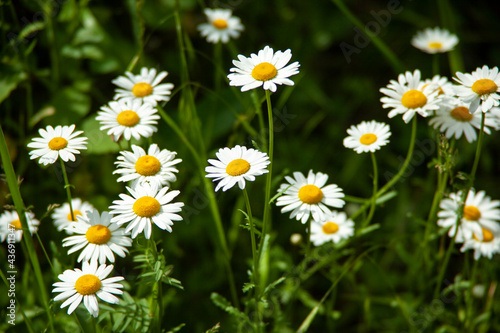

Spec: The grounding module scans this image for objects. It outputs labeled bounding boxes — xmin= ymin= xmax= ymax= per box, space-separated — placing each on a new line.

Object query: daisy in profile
xmin=343 ymin=120 xmax=391 ymax=153
xmin=422 ymin=75 xmax=456 ymax=98
xmin=380 ymin=69 xmax=441 ymax=123
xmin=109 ymin=183 xmax=183 ymax=239
xmin=27 ymin=125 xmax=88 ymax=165
xmin=197 ymin=8 xmax=244 ymax=44
xmin=0 ymin=210 xmax=40 ymax=243
xmin=112 ymin=67 xmax=174 ymax=106
xmin=411 ymin=27 xmax=458 ymax=54
xmin=460 ymin=225 xmax=500 ymax=260
xmin=310 ymin=210 xmax=355 ymax=246
xmin=114 ymin=144 xmax=181 ymax=187
xmin=276 ymin=170 xmax=345 ymax=224
xmin=62 ymin=210 xmax=132 ymax=264
xmin=228 ymin=45 xmax=300 ymax=92
xmin=96 ymin=99 xmax=160 ymax=141
xmin=52 ymin=260 xmax=124 ymax=317
xmin=453 ymin=65 xmax=500 ymax=113
xmin=51 ymin=198 xmax=95 ymax=234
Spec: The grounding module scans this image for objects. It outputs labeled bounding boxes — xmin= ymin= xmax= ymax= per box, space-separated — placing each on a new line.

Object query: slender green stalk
xmin=251 ymin=91 xmax=267 ymax=150
xmin=433 ymin=230 xmax=456 ymax=298
xmin=465 ymin=259 xmax=479 ymax=331
xmin=60 ymin=158 xmax=75 ymax=221
xmin=148 ymin=235 xmax=162 ymax=331
xmin=361 ymin=152 xmax=378 ymax=229
xmin=469 ymin=112 xmax=485 ymax=184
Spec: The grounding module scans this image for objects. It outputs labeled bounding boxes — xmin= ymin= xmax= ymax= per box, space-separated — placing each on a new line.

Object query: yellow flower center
xmin=251 ymin=62 xmax=278 ymax=82
xmin=48 ymin=137 xmax=68 ymax=150
xmin=298 ymin=185 xmax=324 ymax=204
xmin=85 ymin=225 xmax=112 ymax=244
xmin=133 ymin=196 xmax=161 ymax=217
xmin=135 ymin=155 xmax=162 ymax=176
xmin=117 ymin=110 xmax=140 ymax=127
xmin=428 ymin=42 xmax=443 ymax=49
xmin=450 ymin=106 xmax=473 ymax=122
xmin=474 ymin=228 xmax=494 ymax=243
xmin=322 ymin=222 xmax=339 ymax=234
xmin=463 ymin=205 xmax=481 ymax=221
xmin=132 ymin=82 xmax=153 ymax=98
xmin=75 ymin=274 xmax=102 ymax=295
xmin=471 ymin=79 xmax=498 ymax=95
xmin=10 ymin=220 xmax=22 ymax=229
xmin=212 ymin=18 xmax=228 ymax=29
xmin=401 ymin=90 xmax=428 ymax=109
xmin=226 ymin=159 xmax=250 ymax=176
xmin=359 ymin=133 xmax=377 ymax=145
xmin=67 ymin=210 xmax=82 ymax=222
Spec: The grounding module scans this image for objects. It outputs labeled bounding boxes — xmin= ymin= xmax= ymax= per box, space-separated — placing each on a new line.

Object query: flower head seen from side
xmin=343 ymin=120 xmax=391 ymax=154
xmin=52 ymin=260 xmax=124 ymax=317
xmin=411 ymin=27 xmax=458 ymax=54
xmin=422 ymin=75 xmax=456 ymax=100
xmin=96 ymin=99 xmax=160 ymax=141
xmin=112 ymin=67 xmax=174 ymax=106
xmin=51 ymin=199 xmax=95 ymax=234
xmin=0 ymin=210 xmax=40 ymax=243
xmin=205 ymin=145 xmax=270 ymax=192
xmin=460 ymin=225 xmax=500 ymax=260
xmin=197 ymin=8 xmax=244 ymax=44
xmin=62 ymin=210 xmax=132 ymax=264
xmin=453 ymin=65 xmax=500 ymax=113
xmin=109 ymin=183 xmax=183 ymax=239
xmin=228 ymin=45 xmax=300 ymax=92
xmin=276 ymin=170 xmax=345 ymax=224
xmin=27 ymin=125 xmax=88 ymax=165
xmin=310 ymin=210 xmax=354 ymax=246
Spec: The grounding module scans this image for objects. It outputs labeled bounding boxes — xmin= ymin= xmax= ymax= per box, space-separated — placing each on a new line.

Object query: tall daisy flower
xmin=380 ymin=69 xmax=441 ymax=123
xmin=62 ymin=210 xmax=132 ymax=264
xmin=343 ymin=120 xmax=391 ymax=153
xmin=51 ymin=198 xmax=95 ymax=234
xmin=453 ymin=65 xmax=500 ymax=113
xmin=310 ymin=210 xmax=355 ymax=246
xmin=205 ymin=145 xmax=270 ymax=192
xmin=411 ymin=27 xmax=458 ymax=54
xmin=52 ymin=261 xmax=124 ymax=317
xmin=109 ymin=183 xmax=183 ymax=239
xmin=96 ymin=99 xmax=160 ymax=141
xmin=0 ymin=210 xmax=40 ymax=243
xmin=197 ymin=8 xmax=244 ymax=44
xmin=112 ymin=67 xmax=174 ymax=106
xmin=27 ymin=125 xmax=88 ymax=165
xmin=228 ymin=45 xmax=300 ymax=92
xmin=276 ymin=170 xmax=345 ymax=224
xmin=460 ymin=225 xmax=500 ymax=260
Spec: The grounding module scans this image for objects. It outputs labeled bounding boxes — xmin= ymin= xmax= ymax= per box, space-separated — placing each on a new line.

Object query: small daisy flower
xmin=411 ymin=27 xmax=458 ymax=54
xmin=114 ymin=144 xmax=181 ymax=187
xmin=461 ymin=225 xmax=500 ymax=260
xmin=276 ymin=170 xmax=345 ymax=224
xmin=453 ymin=65 xmax=500 ymax=113
xmin=228 ymin=45 xmax=300 ymax=93
xmin=197 ymin=8 xmax=244 ymax=44
xmin=205 ymin=145 xmax=270 ymax=192
xmin=422 ymin=75 xmax=456 ymax=98
xmin=310 ymin=210 xmax=355 ymax=246
xmin=380 ymin=69 xmax=441 ymax=123
xmin=343 ymin=120 xmax=391 ymax=154
xmin=27 ymin=125 xmax=88 ymax=165
xmin=0 ymin=210 xmax=40 ymax=243
xmin=52 ymin=260 xmax=124 ymax=317
xmin=96 ymin=99 xmax=160 ymax=141
xmin=51 ymin=198 xmax=95 ymax=234
xmin=112 ymin=67 xmax=174 ymax=106
xmin=62 ymin=210 xmax=132 ymax=264
xmin=109 ymin=183 xmax=184 ymax=239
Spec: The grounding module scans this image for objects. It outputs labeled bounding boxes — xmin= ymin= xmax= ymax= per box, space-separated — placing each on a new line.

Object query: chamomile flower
xmin=112 ymin=67 xmax=174 ymax=106
xmin=422 ymin=75 xmax=456 ymax=98
xmin=343 ymin=120 xmax=391 ymax=153
xmin=460 ymin=225 xmax=500 ymax=260
xmin=197 ymin=8 xmax=244 ymax=44
xmin=62 ymin=210 xmax=132 ymax=264
xmin=27 ymin=125 xmax=88 ymax=165
xmin=51 ymin=198 xmax=95 ymax=234
xmin=276 ymin=170 xmax=345 ymax=224
xmin=109 ymin=183 xmax=183 ymax=239
xmin=453 ymin=65 xmax=500 ymax=113
xmin=96 ymin=99 xmax=160 ymax=141
xmin=52 ymin=260 xmax=124 ymax=317
xmin=205 ymin=145 xmax=270 ymax=192
xmin=0 ymin=210 xmax=40 ymax=243
xmin=411 ymin=27 xmax=458 ymax=54
xmin=380 ymin=69 xmax=441 ymax=123
xmin=228 ymin=45 xmax=300 ymax=92
xmin=310 ymin=210 xmax=355 ymax=246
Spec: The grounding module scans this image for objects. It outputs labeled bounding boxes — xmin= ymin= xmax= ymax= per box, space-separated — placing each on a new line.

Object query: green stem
xmin=469 ymin=112 xmax=485 ymax=184
xmin=60 ymin=158 xmax=75 ymax=221
xmin=465 ymin=259 xmax=479 ymax=331
xmin=251 ymin=90 xmax=267 ymax=150
xmin=433 ymin=229 xmax=456 ymax=298
xmin=148 ymin=236 xmax=162 ymax=331
xmin=361 ymin=152 xmax=378 ymax=229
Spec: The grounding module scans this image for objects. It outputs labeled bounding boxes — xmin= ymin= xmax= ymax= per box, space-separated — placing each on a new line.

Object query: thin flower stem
xmin=433 ymin=230 xmax=456 ymax=298
xmin=148 ymin=235 xmax=163 ymax=331
xmin=60 ymin=158 xmax=75 ymax=221
xmin=361 ymin=152 xmax=378 ymax=229
xmin=465 ymin=258 xmax=479 ymax=330
xmin=252 ymin=90 xmax=267 ymax=150
xmin=469 ymin=111 xmax=485 ymax=184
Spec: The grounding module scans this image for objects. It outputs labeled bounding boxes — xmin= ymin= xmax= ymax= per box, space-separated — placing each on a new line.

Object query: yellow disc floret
xmin=212 ymin=18 xmax=228 ymax=29
xmin=322 ymin=222 xmax=339 ymax=234
xmin=117 ymin=110 xmax=140 ymax=127
xmin=360 ymin=133 xmax=377 ymax=145
xmin=10 ymin=220 xmax=22 ymax=229
xmin=48 ymin=137 xmax=68 ymax=150
xmin=401 ymin=90 xmax=428 ymax=109
xmin=463 ymin=205 xmax=481 ymax=221
xmin=85 ymin=225 xmax=112 ymax=244
xmin=251 ymin=62 xmax=278 ymax=81
xmin=450 ymin=106 xmax=473 ymax=122
xmin=67 ymin=210 xmax=82 ymax=222
xmin=428 ymin=42 xmax=443 ymax=50
xmin=298 ymin=185 xmax=324 ymax=204
xmin=75 ymin=274 xmax=102 ymax=295
xmin=132 ymin=82 xmax=153 ymax=98
xmin=135 ymin=155 xmax=162 ymax=176
xmin=473 ymin=228 xmax=494 ymax=243
xmin=471 ymin=79 xmax=498 ymax=95
xmin=133 ymin=196 xmax=161 ymax=217
xmin=226 ymin=159 xmax=250 ymax=176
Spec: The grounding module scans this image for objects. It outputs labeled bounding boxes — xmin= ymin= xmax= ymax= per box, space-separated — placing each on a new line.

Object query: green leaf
xmin=210 ymin=292 xmax=251 ymax=324
xmin=0 ymin=64 xmax=27 ymax=104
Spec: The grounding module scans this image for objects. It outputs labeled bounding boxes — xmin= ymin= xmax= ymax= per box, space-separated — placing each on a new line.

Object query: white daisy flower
xmin=62 ymin=210 xmax=132 ymax=264
xmin=411 ymin=27 xmax=458 ymax=54
xmin=52 ymin=260 xmax=124 ymax=317
xmin=51 ymin=198 xmax=95 ymax=234
xmin=27 ymin=125 xmax=88 ymax=165
xmin=461 ymin=225 xmax=500 ymax=260
xmin=112 ymin=67 xmax=174 ymax=106
xmin=0 ymin=210 xmax=40 ymax=243
xmin=343 ymin=120 xmax=391 ymax=154
xmin=109 ymin=183 xmax=184 ymax=239
xmin=114 ymin=144 xmax=181 ymax=187
xmin=276 ymin=170 xmax=345 ymax=224
xmin=453 ymin=65 xmax=500 ymax=113
xmin=197 ymin=8 xmax=244 ymax=44
xmin=227 ymin=45 xmax=300 ymax=92
xmin=96 ymin=99 xmax=160 ymax=141
xmin=310 ymin=210 xmax=355 ymax=246
xmin=205 ymin=145 xmax=270 ymax=192
xmin=422 ymin=75 xmax=456 ymax=98
xmin=380 ymin=69 xmax=442 ymax=123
